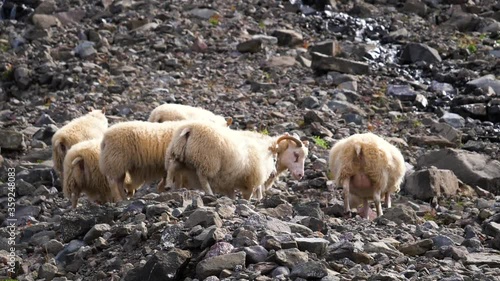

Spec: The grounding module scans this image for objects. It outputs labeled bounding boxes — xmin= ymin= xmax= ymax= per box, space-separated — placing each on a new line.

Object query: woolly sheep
xmin=63 ymin=138 xmax=123 ymax=209
xmin=52 ymin=108 xmax=108 ymax=176
xmin=148 ymin=103 xmax=233 ymax=127
xmin=163 ymin=121 xmax=292 ymax=200
xmin=99 ymin=120 xmax=196 ymax=200
xmin=328 ymin=132 xmax=406 ymax=219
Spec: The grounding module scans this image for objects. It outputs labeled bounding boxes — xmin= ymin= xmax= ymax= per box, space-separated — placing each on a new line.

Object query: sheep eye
xmin=294 ymin=152 xmax=299 ymax=162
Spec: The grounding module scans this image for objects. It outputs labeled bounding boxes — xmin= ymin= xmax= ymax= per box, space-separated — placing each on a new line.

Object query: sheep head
xmin=276 ymin=133 xmax=309 ymax=180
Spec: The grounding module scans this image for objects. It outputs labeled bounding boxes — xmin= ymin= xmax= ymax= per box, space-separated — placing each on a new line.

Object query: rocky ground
xmin=0 ymin=0 xmax=500 ymax=280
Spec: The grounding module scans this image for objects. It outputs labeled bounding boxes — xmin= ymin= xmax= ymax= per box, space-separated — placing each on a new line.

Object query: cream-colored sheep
xmin=99 ymin=120 xmax=195 ymax=200
xmin=52 ymin=108 xmax=108 ymax=175
xmin=163 ymin=121 xmax=282 ymax=200
xmin=328 ymin=132 xmax=406 ymax=219
xmin=148 ymin=103 xmax=232 ymax=127
xmin=63 ymin=138 xmax=123 ymax=209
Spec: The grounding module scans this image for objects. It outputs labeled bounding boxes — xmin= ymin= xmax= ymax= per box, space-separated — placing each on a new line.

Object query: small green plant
xmin=297 ymin=120 xmax=305 ymax=128
xmin=413 ymin=120 xmax=423 ymax=128
xmin=313 ymin=136 xmax=329 ymax=149
xmin=467 ymin=43 xmax=477 ymax=54
xmin=0 ymin=43 xmax=9 ymax=52
xmin=1 ymin=65 xmax=13 ymax=81
xmin=262 ymin=71 xmax=271 ymax=81
xmin=259 ymin=128 xmax=269 ymax=135
xmin=423 ymin=211 xmax=436 ymax=221
xmin=258 ymin=20 xmax=266 ymax=30
xmin=208 ymin=14 xmax=220 ymax=26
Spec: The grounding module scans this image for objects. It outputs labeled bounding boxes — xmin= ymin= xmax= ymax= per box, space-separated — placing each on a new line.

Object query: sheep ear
xmin=226 ymin=117 xmax=233 ymax=126
xmin=71 ymin=157 xmax=84 ymax=171
xmin=101 ymin=106 xmax=106 ymax=115
xmin=302 ymin=140 xmax=309 ymax=146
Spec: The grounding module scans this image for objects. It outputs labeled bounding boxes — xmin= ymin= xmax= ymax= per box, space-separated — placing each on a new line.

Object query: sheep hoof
xmin=343 ymin=211 xmax=352 ymax=219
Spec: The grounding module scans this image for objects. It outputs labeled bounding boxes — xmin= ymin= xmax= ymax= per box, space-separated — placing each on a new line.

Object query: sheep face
xmin=277 ymin=134 xmax=309 ymax=180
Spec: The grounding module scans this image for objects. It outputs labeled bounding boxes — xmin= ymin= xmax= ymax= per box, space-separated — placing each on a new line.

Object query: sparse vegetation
xmin=313 ymin=135 xmax=329 ymax=149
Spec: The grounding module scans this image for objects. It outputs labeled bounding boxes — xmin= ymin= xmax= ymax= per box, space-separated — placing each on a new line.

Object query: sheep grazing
xmin=63 ymin=138 xmax=122 ymax=209
xmin=52 ymin=108 xmax=108 ymax=175
xmin=99 ymin=120 xmax=196 ymax=200
xmin=148 ymin=103 xmax=233 ymax=127
xmin=328 ymin=132 xmax=406 ymax=219
xmin=164 ymin=121 xmax=290 ymax=200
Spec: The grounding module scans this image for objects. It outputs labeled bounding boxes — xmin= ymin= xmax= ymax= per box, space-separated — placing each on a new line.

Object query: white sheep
xmin=98 ymin=120 xmax=197 ymax=200
xmin=163 ymin=121 xmax=306 ymax=200
xmin=63 ymin=138 xmax=123 ymax=209
xmin=328 ymin=132 xmax=406 ymax=219
xmin=52 ymin=108 xmax=108 ymax=176
xmin=148 ymin=103 xmax=232 ymax=127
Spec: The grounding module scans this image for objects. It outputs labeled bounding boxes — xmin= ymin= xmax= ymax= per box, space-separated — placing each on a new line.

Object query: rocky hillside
xmin=1 ymin=0 xmax=500 ymax=280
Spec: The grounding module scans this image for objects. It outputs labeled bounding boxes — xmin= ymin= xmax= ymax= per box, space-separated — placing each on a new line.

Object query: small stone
xmin=290 ymin=261 xmax=328 ymax=279
xmin=38 ymin=263 xmax=58 ymax=280
xmin=272 ymin=29 xmax=303 ymax=47
xmin=275 ymin=248 xmax=308 ymax=267
xmin=196 ymin=251 xmax=246 ymax=280
xmin=185 ymin=208 xmax=223 ymax=229
xmin=237 ymin=39 xmax=262 ymax=53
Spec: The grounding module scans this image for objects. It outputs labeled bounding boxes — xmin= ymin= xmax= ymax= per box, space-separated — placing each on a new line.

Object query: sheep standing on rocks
xmin=164 ymin=121 xmax=292 ymax=200
xmin=99 ymin=120 xmax=196 ymax=200
xmin=148 ymin=103 xmax=232 ymax=127
xmin=52 ymin=108 xmax=108 ymax=175
xmin=328 ymin=132 xmax=406 ymax=219
xmin=63 ymin=138 xmax=122 ymax=209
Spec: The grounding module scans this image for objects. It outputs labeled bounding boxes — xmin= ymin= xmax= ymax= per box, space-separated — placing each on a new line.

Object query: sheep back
xmin=52 ymin=109 xmax=108 ymax=174
xmin=99 ymin=120 xmax=194 ymax=185
xmin=148 ymin=103 xmax=230 ymax=127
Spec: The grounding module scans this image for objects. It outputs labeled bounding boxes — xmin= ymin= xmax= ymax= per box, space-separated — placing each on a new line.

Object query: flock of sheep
xmin=51 ymin=103 xmax=406 ymax=219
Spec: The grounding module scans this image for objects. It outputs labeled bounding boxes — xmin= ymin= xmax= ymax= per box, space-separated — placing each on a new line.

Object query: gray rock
xmin=400 ymin=43 xmax=442 ymax=64
xmin=403 ymin=167 xmax=459 ymax=200
xmin=14 ymin=66 xmax=31 ymax=90
xmin=74 ymin=41 xmax=97 ymax=59
xmin=272 ymin=29 xmax=303 ymax=47
xmin=32 ymin=14 xmax=61 ymax=29
xmin=364 ymin=241 xmax=402 ymax=257
xmin=398 ymin=239 xmax=433 ymax=256
xmin=311 ymin=53 xmax=370 ymax=75
xmin=290 ymin=261 xmax=328 ymax=279
xmin=196 ymin=251 xmax=246 ymax=280
xmin=188 ymin=8 xmax=218 ymax=20
xmin=38 ymin=263 xmax=58 ymax=280
xmin=123 ymin=248 xmax=191 ymax=281
xmin=205 ymin=242 xmax=234 ymax=259
xmin=417 ymin=148 xmax=500 ymax=195
xmin=83 ymin=223 xmax=111 ymax=244
xmin=272 ymin=266 xmax=290 ymax=278
xmin=310 ymin=40 xmax=339 ymax=57
xmin=17 ymin=179 xmax=36 ymax=196
xmin=43 ymin=239 xmax=64 ymax=255
xmin=465 ymin=252 xmax=500 ymax=267
xmin=244 ymin=245 xmax=268 ymax=263
xmin=237 ymin=39 xmax=262 ymax=53
xmin=386 ymin=85 xmax=417 ymax=101
xmin=432 ymin=235 xmax=456 ymax=247
xmin=293 ymin=202 xmax=323 ymax=219
xmin=275 ymin=248 xmax=308 ymax=267
xmin=295 ymin=238 xmax=328 ymax=257
xmin=401 ymin=0 xmax=428 ymax=17
xmin=185 ymin=208 xmax=223 ymax=229
xmin=0 ymin=130 xmax=26 ymax=151
xmin=378 ymin=206 xmax=418 ymax=225
xmin=466 ymin=74 xmax=500 ymax=96
xmin=439 ymin=112 xmax=465 ymax=129
xmin=430 ymin=123 xmax=461 ymax=144
xmin=327 ymin=100 xmax=366 ymax=116
xmin=60 ymin=206 xmax=114 ymax=243
xmin=482 ymin=221 xmax=500 ymax=238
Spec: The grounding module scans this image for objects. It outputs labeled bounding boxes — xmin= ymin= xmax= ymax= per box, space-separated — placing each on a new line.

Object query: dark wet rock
xmin=237 ymin=39 xmax=262 ymax=53
xmin=400 ymin=43 xmax=442 ymax=64
xmin=310 ymin=40 xmax=340 ymax=57
xmin=123 ymin=248 xmax=191 ymax=281
xmin=272 ymin=29 xmax=303 ymax=47
xmin=60 ymin=207 xmax=114 ymax=243
xmin=0 ymin=130 xmax=26 ymax=151
xmin=398 ymin=239 xmax=433 ymax=256
xmin=290 ymin=261 xmax=328 ymax=279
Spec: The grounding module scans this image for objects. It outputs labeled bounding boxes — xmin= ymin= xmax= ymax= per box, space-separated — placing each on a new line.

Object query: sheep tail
xmin=354 ymin=143 xmax=362 ymax=159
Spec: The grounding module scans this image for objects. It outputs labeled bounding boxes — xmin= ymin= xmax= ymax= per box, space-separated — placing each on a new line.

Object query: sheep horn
xmin=276 ymin=135 xmax=303 ymax=147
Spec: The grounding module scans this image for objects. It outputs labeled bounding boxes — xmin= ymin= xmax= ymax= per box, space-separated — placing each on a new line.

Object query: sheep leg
xmin=196 ymin=170 xmax=214 ymax=196
xmin=157 ymin=177 xmax=166 ymax=193
xmin=384 ymin=191 xmax=391 ymax=208
xmin=374 ymin=191 xmax=383 ymax=217
xmin=115 ymin=175 xmax=127 ymax=200
xmin=358 ymin=198 xmax=370 ymax=220
xmin=241 ymin=187 xmax=253 ymax=201
xmin=342 ymin=178 xmax=352 ymax=218
xmin=71 ymin=192 xmax=80 ymax=209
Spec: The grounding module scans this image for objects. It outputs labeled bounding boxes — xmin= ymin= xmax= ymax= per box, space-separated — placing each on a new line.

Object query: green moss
xmin=313 ymin=136 xmax=329 ymax=149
